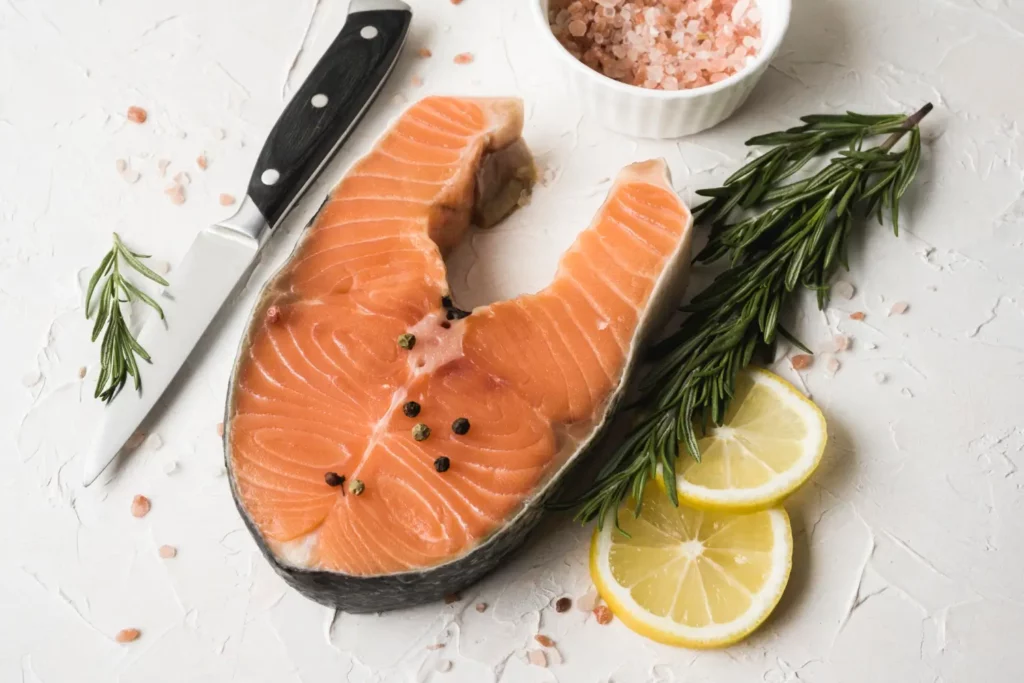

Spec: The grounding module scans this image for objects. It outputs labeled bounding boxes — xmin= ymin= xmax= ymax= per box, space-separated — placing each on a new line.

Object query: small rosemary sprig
xmin=574 ymin=104 xmax=933 ymax=530
xmin=85 ymin=233 xmax=169 ymax=402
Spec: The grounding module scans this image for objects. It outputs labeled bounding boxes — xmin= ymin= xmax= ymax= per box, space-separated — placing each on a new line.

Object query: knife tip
xmin=82 ymin=458 xmax=106 ymax=487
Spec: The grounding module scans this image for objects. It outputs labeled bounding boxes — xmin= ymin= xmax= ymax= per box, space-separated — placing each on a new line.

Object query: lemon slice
xmin=591 ymin=487 xmax=792 ymax=648
xmin=676 ymin=368 xmax=826 ymax=512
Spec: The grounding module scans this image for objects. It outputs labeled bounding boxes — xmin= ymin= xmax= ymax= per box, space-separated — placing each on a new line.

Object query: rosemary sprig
xmin=85 ymin=233 xmax=169 ymax=402
xmin=574 ymin=104 xmax=933 ymax=530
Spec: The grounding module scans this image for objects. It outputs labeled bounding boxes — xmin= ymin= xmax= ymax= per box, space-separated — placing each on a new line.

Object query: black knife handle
xmin=247 ymin=1 xmax=411 ymax=229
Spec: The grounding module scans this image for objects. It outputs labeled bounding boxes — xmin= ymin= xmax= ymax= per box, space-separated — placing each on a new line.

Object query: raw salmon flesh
xmin=226 ymin=96 xmax=693 ymax=611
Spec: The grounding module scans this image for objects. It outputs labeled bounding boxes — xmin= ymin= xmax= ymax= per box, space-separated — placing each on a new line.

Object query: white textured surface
xmin=2 ymin=0 xmax=1023 ymax=681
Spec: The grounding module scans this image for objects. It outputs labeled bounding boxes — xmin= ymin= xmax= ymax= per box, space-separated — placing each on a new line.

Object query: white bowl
xmin=530 ymin=0 xmax=791 ymax=139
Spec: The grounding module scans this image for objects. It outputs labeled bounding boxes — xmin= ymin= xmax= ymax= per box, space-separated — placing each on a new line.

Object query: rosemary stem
xmin=879 ymin=102 xmax=933 ymax=152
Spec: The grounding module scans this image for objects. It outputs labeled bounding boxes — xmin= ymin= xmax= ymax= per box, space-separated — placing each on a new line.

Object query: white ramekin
xmin=531 ymin=0 xmax=791 ymax=139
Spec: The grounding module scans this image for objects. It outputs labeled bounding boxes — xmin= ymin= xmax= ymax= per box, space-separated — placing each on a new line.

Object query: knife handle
xmin=247 ymin=0 xmax=412 ymax=230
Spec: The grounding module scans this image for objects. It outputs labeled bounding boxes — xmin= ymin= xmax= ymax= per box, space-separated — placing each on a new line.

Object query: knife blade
xmin=83 ymin=0 xmax=413 ymax=486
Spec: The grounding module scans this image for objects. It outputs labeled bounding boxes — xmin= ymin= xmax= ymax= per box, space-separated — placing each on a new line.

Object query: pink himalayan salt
xmin=165 ymin=184 xmax=186 ymax=205
xmin=131 ymin=495 xmax=151 ymax=518
xmin=549 ymin=0 xmax=761 ymax=91
xmin=889 ymin=301 xmax=910 ymax=316
xmin=115 ymin=628 xmax=141 ymax=643
xmin=528 ymin=650 xmax=548 ymax=667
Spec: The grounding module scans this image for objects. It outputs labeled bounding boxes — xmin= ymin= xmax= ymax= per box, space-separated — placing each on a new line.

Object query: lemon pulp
xmin=591 ymin=485 xmax=792 ymax=648
xmin=677 ymin=368 xmax=826 ymax=512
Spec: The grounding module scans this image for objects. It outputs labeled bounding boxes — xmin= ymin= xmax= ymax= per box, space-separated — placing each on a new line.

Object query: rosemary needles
xmin=85 ymin=233 xmax=169 ymax=402
xmin=573 ymin=104 xmax=933 ymax=530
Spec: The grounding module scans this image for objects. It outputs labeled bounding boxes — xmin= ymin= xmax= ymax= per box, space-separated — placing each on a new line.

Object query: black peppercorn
xmin=452 ymin=417 xmax=470 ymax=435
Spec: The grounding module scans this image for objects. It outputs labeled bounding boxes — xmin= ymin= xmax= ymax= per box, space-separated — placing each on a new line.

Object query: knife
xmin=83 ymin=0 xmax=413 ymax=486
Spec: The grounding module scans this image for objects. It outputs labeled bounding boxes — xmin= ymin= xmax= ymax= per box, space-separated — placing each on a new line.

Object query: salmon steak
xmin=225 ymin=96 xmax=693 ymax=612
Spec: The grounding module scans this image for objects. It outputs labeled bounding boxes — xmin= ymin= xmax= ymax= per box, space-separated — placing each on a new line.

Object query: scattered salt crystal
xmin=874 ymin=372 xmax=888 ymax=384
xmin=593 ymin=605 xmax=613 ymax=625
xmin=436 ymin=659 xmax=453 ymax=673
xmin=131 ymin=494 xmax=151 ymax=518
xmin=867 ymin=342 xmax=878 ymax=350
xmin=426 ymin=643 xmax=444 ymax=651
xmin=211 ymin=464 xmax=227 ymax=478
xmin=115 ymin=159 xmax=128 ymax=173
xmin=158 ymin=544 xmax=177 ymax=559
xmin=121 ymin=168 xmax=140 ymax=184
xmin=833 ymin=281 xmax=855 ymax=300
xmin=547 ymin=648 xmax=564 ymax=666
xmin=833 ymin=334 xmax=850 ymax=352
xmin=411 ymin=75 xmax=424 ymax=87
xmin=196 ymin=154 xmax=208 ymax=170
xmin=78 ymin=366 xmax=87 ymax=379
xmin=213 ymin=128 xmax=226 ymax=140
xmin=150 ymin=260 xmax=171 ymax=276
xmin=535 ymin=634 xmax=555 ymax=647
xmin=824 ymin=355 xmax=840 ymax=377
xmin=418 ymin=47 xmax=432 ymax=58
xmin=453 ymin=52 xmax=474 ymax=65
xmin=577 ymin=588 xmax=599 ymax=612
xmin=126 ymin=106 xmax=147 ymax=124
xmin=219 ymin=193 xmax=236 ymax=206
xmin=157 ymin=159 xmax=171 ymax=177
xmin=528 ymin=650 xmax=548 ymax=667
xmin=21 ymin=370 xmax=41 ymax=387
xmin=162 ymin=460 xmax=178 ymax=475
xmin=849 ymin=311 xmax=866 ymax=321
xmin=165 ymin=184 xmax=186 ymax=205
xmin=174 ymin=171 xmax=191 ymax=187
xmin=115 ymin=628 xmax=141 ymax=643
xmin=145 ymin=434 xmax=163 ymax=451
xmin=216 ymin=422 xmax=225 ymax=437
xmin=475 ymin=602 xmax=487 ymax=612
xmin=391 ymin=94 xmax=408 ymax=106
xmin=790 ymin=354 xmax=813 ymax=371
xmin=901 ymin=387 xmax=914 ymax=398
xmin=889 ymin=301 xmax=910 ymax=316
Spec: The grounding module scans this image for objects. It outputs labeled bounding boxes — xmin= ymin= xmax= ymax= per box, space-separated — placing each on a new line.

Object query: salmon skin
xmin=225 ymin=96 xmax=693 ymax=613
